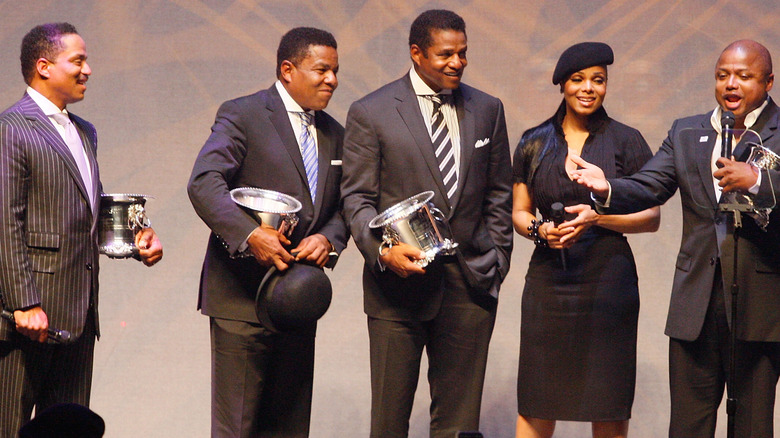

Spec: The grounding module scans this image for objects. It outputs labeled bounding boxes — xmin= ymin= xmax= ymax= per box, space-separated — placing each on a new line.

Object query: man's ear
xmin=410 ymin=44 xmax=423 ymax=67
xmin=279 ymin=60 xmax=295 ymax=84
xmin=36 ymin=58 xmax=51 ymax=79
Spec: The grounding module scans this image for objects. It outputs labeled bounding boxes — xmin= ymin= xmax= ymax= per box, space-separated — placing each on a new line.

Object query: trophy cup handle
xmin=428 ymin=204 xmax=458 ymax=255
xmin=128 ymin=204 xmax=151 ymax=232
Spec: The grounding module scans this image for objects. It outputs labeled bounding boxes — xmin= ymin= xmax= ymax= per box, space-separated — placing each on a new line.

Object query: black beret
xmin=552 ymin=42 xmax=614 ymax=85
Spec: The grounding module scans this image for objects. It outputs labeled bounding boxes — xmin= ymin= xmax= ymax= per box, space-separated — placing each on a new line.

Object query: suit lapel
xmin=19 ymin=96 xmax=94 ymax=211
xmin=749 ymin=98 xmax=779 ymax=149
xmin=266 ymin=87 xmax=312 ymax=204
xmin=692 ymin=119 xmax=719 ymax=208
xmin=71 ymin=114 xmax=100 ymax=214
xmin=451 ymin=88 xmax=473 ymax=213
xmin=312 ymin=111 xmax=333 ymax=223
xmin=395 ymin=79 xmax=451 ymax=212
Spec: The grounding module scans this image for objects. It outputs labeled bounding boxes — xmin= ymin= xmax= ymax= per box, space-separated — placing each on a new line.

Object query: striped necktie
xmin=429 ymin=94 xmax=457 ymax=199
xmin=298 ymin=112 xmax=318 ymax=204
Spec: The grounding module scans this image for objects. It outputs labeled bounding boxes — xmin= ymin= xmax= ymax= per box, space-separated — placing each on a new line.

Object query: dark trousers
xmin=368 ymin=263 xmax=497 ymax=438
xmin=210 ymin=317 xmax=316 ymax=438
xmin=0 ymin=316 xmax=96 ymax=438
xmin=669 ymin=269 xmax=780 ymax=438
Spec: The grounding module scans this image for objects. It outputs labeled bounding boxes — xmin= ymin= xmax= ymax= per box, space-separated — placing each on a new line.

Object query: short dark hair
xmin=20 ymin=22 xmax=79 ymax=85
xmin=408 ymin=9 xmax=466 ymax=52
xmin=276 ymin=27 xmax=337 ymax=78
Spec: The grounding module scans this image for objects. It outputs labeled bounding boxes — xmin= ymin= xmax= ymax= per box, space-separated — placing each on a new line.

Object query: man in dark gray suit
xmin=340 ymin=9 xmax=512 ymax=437
xmin=571 ymin=40 xmax=779 ymax=437
xmin=0 ymin=23 xmax=163 ymax=436
xmin=188 ymin=27 xmax=347 ymax=437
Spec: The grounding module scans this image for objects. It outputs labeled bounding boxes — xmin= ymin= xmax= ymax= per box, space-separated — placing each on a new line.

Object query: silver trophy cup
xmin=98 ymin=194 xmax=152 ymax=258
xmin=368 ymin=191 xmax=458 ymax=267
xmin=230 ymin=188 xmax=302 ymax=237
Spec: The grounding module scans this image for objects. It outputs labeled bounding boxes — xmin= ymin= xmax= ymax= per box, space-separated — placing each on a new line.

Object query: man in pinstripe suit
xmin=0 ymin=23 xmax=163 ymax=436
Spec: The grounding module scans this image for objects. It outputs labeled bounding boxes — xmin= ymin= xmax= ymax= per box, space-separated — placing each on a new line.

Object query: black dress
xmin=513 ymin=103 xmax=653 ymax=421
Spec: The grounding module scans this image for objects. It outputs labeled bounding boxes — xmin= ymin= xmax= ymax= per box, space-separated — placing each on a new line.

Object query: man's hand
xmin=247 ymin=226 xmax=295 ymax=271
xmin=292 ymin=233 xmax=333 ymax=268
xmin=568 ymin=154 xmax=610 ymax=199
xmin=714 ymin=157 xmax=759 ymax=193
xmin=378 ymin=242 xmax=426 ymax=278
xmin=14 ymin=306 xmax=48 ymax=343
xmin=135 ymin=227 xmax=163 ymax=266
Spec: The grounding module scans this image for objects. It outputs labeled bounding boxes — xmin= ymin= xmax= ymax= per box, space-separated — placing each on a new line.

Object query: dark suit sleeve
xmin=608 ymin=120 xmax=682 ymax=214
xmin=481 ymin=99 xmax=513 ymax=282
xmin=340 ymin=100 xmax=384 ymax=270
xmin=0 ymin=120 xmax=40 ymax=311
xmin=188 ymin=100 xmax=259 ymax=256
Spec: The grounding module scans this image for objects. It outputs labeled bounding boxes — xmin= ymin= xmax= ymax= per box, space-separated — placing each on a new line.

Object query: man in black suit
xmin=0 ymin=23 xmax=163 ymax=436
xmin=571 ymin=40 xmax=779 ymax=437
xmin=188 ymin=27 xmax=347 ymax=437
xmin=340 ymin=10 xmax=512 ymax=437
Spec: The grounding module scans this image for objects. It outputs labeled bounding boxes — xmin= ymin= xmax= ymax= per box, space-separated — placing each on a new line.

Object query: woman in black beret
xmin=512 ymin=42 xmax=660 ymax=437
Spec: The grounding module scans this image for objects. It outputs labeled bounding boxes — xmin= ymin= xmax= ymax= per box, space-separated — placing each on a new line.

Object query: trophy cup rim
xmin=229 ymin=187 xmax=303 ymax=214
xmin=369 ymin=190 xmax=435 ymax=229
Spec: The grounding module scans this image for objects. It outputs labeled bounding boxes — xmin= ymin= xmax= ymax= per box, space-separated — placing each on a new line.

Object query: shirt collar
xmin=710 ymin=98 xmax=769 ymax=132
xmin=409 ymin=67 xmax=453 ymax=97
xmin=26 ymin=86 xmax=69 ymax=117
xmin=274 ymin=80 xmax=308 ymax=114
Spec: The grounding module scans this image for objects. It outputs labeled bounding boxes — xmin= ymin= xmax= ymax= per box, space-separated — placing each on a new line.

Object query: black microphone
xmin=721 ymin=111 xmax=735 ymax=158
xmin=550 ymin=202 xmax=568 ymax=271
xmin=1 ymin=310 xmax=72 ymax=343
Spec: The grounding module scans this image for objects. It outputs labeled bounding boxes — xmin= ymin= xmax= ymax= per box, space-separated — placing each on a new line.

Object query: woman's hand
xmin=555 ymin=204 xmax=599 ymax=247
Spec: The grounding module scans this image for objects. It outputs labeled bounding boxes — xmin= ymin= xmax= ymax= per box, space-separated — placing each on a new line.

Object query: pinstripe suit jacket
xmin=0 ymin=92 xmax=101 ymax=341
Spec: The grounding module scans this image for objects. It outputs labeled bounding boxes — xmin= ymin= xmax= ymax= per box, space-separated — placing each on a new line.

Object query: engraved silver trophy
xmin=368 ymin=191 xmax=458 ymax=267
xmin=743 ymin=142 xmax=780 ymax=229
xmin=98 ymin=194 xmax=152 ymax=258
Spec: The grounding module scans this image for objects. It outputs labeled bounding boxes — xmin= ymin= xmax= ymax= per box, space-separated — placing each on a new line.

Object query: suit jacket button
xmin=709 ymin=258 xmax=716 ymax=266
xmin=86 ymin=263 xmax=93 ymax=270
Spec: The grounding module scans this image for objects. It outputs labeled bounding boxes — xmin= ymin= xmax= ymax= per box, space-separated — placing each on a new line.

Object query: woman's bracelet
xmin=527 ymin=219 xmax=552 ymax=247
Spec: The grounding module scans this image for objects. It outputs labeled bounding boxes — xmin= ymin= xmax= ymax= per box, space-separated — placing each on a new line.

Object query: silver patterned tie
xmin=429 ymin=94 xmax=457 ymax=199
xmin=299 ymin=112 xmax=318 ymax=204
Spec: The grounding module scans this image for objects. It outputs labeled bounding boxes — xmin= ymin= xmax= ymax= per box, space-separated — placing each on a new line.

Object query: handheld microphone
xmin=721 ymin=111 xmax=735 ymax=158
xmin=550 ymin=202 xmax=568 ymax=271
xmin=1 ymin=310 xmax=72 ymax=343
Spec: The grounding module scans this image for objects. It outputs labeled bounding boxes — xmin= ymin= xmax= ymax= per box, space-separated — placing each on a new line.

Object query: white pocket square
xmin=475 ymin=138 xmax=490 ymax=148
xmin=330 ymin=160 xmax=342 ymax=166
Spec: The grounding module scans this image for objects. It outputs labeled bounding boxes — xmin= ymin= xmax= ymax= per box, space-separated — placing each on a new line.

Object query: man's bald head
xmin=719 ymin=39 xmax=773 ymax=77
xmin=715 ymin=39 xmax=774 ymax=128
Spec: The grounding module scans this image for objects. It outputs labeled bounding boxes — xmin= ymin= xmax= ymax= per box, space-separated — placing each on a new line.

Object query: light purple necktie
xmin=51 ymin=112 xmax=94 ymax=210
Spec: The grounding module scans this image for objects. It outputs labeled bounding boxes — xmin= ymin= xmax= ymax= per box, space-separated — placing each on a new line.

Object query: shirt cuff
xmin=748 ymin=165 xmax=762 ymax=195
xmin=591 ymin=181 xmax=612 ymax=210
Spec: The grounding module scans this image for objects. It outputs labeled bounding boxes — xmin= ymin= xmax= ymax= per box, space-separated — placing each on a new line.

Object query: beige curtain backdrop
xmin=0 ymin=1 xmax=778 ymax=436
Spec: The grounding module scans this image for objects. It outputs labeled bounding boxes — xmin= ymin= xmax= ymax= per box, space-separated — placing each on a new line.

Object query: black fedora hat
xmin=255 ymin=263 xmax=333 ymax=333
xmin=19 ymin=403 xmax=105 ymax=438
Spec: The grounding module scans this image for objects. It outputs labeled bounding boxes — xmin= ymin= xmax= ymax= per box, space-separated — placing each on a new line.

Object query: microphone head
xmin=550 ymin=202 xmax=565 ymax=223
xmin=721 ymin=111 xmax=736 ymax=128
xmin=53 ymin=329 xmax=72 ymax=343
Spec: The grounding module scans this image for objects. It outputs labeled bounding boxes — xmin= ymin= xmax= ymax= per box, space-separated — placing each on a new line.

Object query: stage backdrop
xmin=0 ymin=1 xmax=778 ymax=436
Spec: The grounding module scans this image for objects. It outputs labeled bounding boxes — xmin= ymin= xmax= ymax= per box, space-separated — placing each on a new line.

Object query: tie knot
xmin=429 ymin=94 xmax=450 ymax=113
xmin=299 ymin=112 xmax=313 ymax=127
xmin=51 ymin=112 xmax=71 ymax=127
